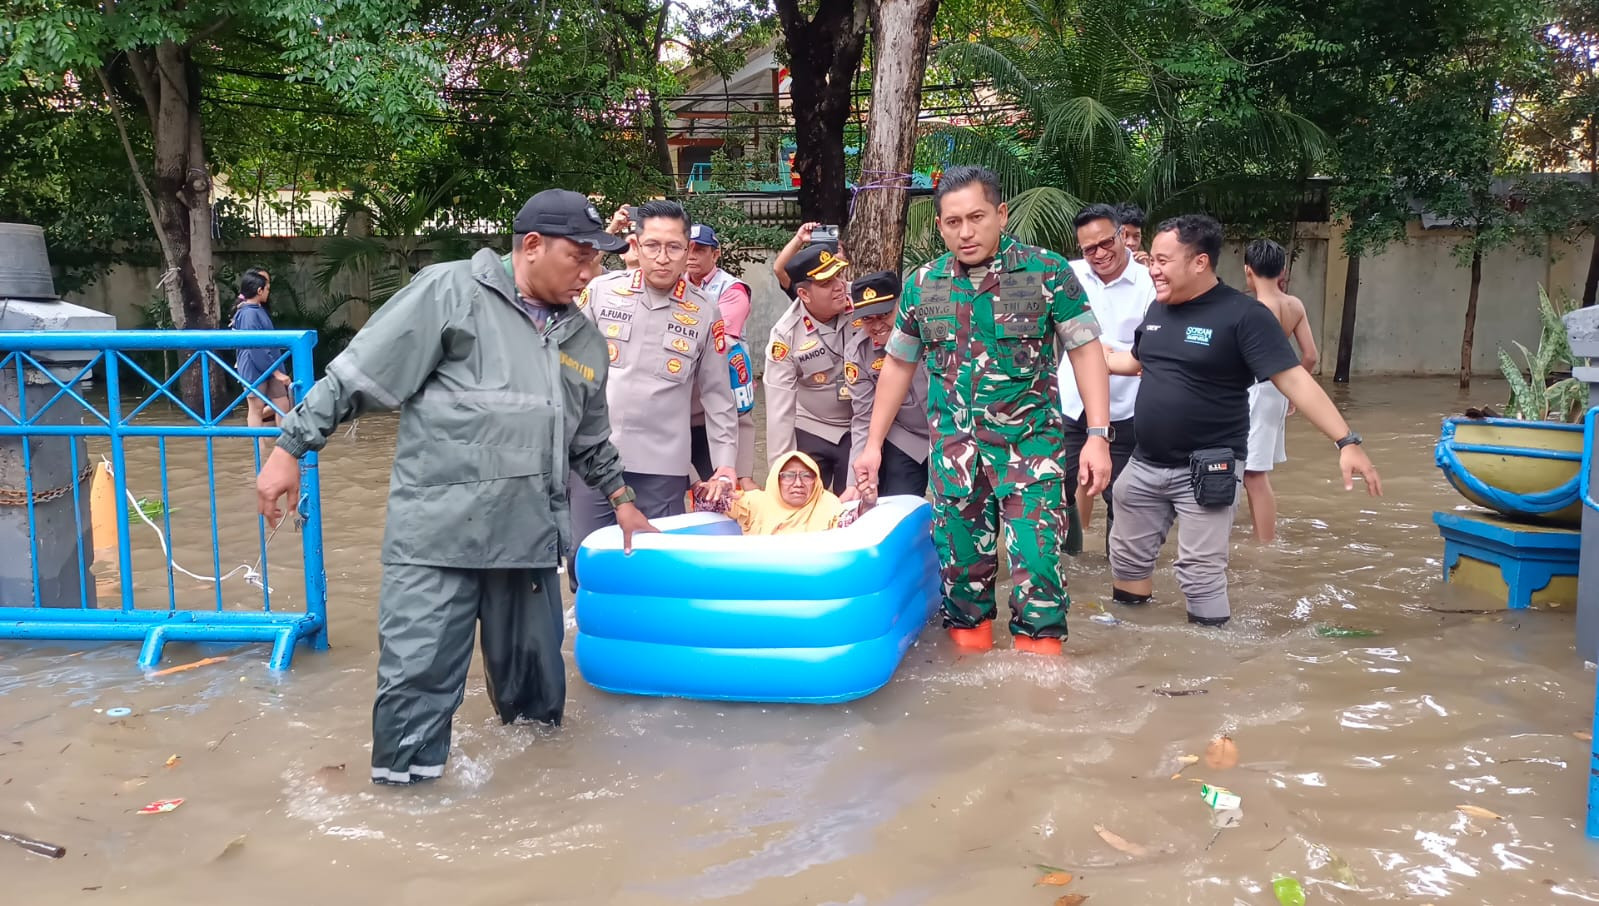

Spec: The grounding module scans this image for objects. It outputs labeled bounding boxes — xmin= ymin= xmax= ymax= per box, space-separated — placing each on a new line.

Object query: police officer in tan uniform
xmin=764 ymin=244 xmax=854 ymax=493
xmin=569 ymin=200 xmax=738 ymax=585
xmin=843 ymin=270 xmax=931 ymax=498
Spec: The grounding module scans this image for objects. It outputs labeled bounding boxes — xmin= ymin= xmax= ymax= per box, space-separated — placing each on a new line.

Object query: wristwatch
xmin=1087 ymin=425 xmax=1115 ymax=442
xmin=1335 ymin=432 xmax=1363 ymax=450
xmin=608 ymin=485 xmax=637 ymax=509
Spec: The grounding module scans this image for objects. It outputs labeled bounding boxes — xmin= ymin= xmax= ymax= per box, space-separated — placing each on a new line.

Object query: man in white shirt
xmin=1057 ymin=203 xmax=1156 ymax=555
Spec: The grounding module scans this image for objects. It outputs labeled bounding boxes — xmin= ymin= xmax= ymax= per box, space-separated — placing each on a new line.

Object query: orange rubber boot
xmin=1013 ymin=634 xmax=1063 ymax=655
xmin=947 ymin=620 xmax=994 ymax=651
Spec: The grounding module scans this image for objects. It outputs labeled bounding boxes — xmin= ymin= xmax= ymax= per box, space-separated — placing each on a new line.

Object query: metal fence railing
xmin=0 ymin=330 xmax=328 ymax=670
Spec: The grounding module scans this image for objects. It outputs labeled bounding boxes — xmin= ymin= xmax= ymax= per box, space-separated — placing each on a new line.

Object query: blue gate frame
xmin=0 ymin=330 xmax=328 ymax=669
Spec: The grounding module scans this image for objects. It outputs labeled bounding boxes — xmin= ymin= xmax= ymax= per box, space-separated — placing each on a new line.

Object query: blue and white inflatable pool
xmin=573 ymin=495 xmax=941 ymax=704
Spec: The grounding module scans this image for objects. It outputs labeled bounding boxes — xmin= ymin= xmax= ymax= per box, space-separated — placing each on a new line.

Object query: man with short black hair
xmin=1058 ymin=203 xmax=1154 ymax=554
xmin=257 ymin=189 xmax=654 ymax=786
xmin=854 ymin=165 xmax=1113 ymax=654
xmin=571 ymin=200 xmax=739 ymax=584
xmin=1117 ymin=203 xmax=1149 ymax=265
xmin=1240 ymin=238 xmax=1319 ymax=542
xmin=765 ymin=244 xmax=856 ymax=492
xmin=1105 ymin=215 xmax=1380 ymax=626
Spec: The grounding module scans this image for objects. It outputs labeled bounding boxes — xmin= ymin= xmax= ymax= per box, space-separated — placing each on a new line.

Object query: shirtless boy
xmin=1241 ymin=239 xmax=1319 ymax=542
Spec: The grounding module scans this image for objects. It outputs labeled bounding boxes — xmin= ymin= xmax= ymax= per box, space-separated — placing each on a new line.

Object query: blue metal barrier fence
xmin=0 ymin=330 xmax=327 ymax=669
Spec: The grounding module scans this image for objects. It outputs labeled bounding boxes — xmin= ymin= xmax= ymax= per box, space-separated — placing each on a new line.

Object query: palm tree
xmin=908 ymin=0 xmax=1326 ymax=261
xmin=315 ymin=175 xmax=478 ymax=315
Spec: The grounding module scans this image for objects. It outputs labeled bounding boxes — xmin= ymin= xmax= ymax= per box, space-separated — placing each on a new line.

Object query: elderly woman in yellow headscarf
xmin=692 ymin=451 xmax=876 ymax=534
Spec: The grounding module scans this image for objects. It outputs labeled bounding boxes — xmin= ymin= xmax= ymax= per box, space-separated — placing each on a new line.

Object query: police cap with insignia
xmin=513 ymin=189 xmax=628 ymax=253
xmin=784 ymin=244 xmax=850 ymax=287
xmin=849 ymin=270 xmax=900 ymax=317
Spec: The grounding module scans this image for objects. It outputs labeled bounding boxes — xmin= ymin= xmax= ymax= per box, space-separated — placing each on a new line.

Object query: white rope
xmin=101 ymin=457 xmax=286 ymax=594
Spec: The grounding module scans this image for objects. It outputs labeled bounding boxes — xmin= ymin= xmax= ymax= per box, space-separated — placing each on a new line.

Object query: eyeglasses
xmin=777 ymin=471 xmax=817 ymax=484
xmin=1081 ymin=230 xmax=1123 ymax=257
xmin=639 ymin=241 xmax=687 ymax=259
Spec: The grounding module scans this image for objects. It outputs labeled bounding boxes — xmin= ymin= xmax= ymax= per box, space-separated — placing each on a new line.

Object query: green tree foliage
xmin=915 ymin=0 xmax=1326 ymax=256
xmin=0 ymin=0 xmax=446 ymax=365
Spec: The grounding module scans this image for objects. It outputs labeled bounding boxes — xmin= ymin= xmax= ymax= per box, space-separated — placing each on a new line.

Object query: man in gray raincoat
xmin=256 ymin=189 xmax=657 ymax=786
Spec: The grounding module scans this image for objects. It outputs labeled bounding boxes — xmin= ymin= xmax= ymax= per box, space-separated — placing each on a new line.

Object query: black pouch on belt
xmin=1188 ymin=447 xmax=1239 ymax=509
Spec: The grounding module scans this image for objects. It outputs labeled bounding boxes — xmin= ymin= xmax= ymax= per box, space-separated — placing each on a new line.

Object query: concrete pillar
xmin=1321 ymin=219 xmax=1350 ymax=371
xmin=0 ymin=223 xmax=117 ymax=608
xmin=1564 ymin=305 xmax=1599 ymax=662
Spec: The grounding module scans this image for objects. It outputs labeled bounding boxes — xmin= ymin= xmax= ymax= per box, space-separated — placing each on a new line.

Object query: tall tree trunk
xmin=149 ymin=42 xmax=219 ymax=409
xmin=1334 ymin=253 xmax=1361 ymax=383
xmin=648 ymin=92 xmax=676 ymax=184
xmin=849 ymin=0 xmax=941 ymax=275
xmin=775 ymin=0 xmax=868 ymax=227
xmin=1586 ymin=121 xmax=1597 ymax=307
xmin=1460 ymin=245 xmax=1483 ymax=390
xmin=646 ymin=2 xmax=676 ymax=183
xmin=1583 ymin=223 xmax=1599 ymax=308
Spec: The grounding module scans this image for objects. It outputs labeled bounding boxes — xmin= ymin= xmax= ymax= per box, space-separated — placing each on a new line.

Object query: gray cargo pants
xmin=1107 ymin=457 xmax=1241 ymax=622
xmin=371 ymin=564 xmax=564 ymax=785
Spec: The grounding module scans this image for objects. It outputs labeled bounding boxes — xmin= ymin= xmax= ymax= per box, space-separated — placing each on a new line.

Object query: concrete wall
xmin=1217 ymin=222 xmax=1594 ymax=377
xmin=65 ymin=227 xmax=1596 ymax=377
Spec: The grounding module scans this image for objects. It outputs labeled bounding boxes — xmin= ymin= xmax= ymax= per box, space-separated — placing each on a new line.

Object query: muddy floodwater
xmin=6 ymin=377 xmax=1599 ymax=904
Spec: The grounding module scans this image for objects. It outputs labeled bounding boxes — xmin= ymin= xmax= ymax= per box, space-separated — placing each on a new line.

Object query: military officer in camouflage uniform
xmin=764 ymin=244 xmax=855 ymax=493
xmin=842 ymin=270 xmax=931 ymax=497
xmin=569 ymin=200 xmax=739 ymax=586
xmin=853 ymin=166 xmax=1114 ymax=655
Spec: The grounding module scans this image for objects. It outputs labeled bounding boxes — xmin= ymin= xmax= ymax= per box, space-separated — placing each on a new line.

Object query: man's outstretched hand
xmin=256 ymin=446 xmax=301 ymax=525
xmin=1339 ymin=445 xmax=1383 ymax=497
xmin=615 ymin=501 xmax=659 ymax=553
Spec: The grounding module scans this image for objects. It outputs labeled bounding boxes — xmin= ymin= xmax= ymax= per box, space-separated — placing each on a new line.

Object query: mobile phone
xmin=627 ymin=205 xmax=642 ymax=234
xmin=812 ymin=224 xmax=839 ymax=243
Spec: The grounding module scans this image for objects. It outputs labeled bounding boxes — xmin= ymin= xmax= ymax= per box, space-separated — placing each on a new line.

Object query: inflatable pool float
xmin=1435 ymin=416 xmax=1583 ymax=526
xmin=573 ymin=495 xmax=941 ymax=704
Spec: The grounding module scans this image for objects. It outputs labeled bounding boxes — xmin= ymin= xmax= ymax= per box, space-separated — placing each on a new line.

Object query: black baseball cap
xmin=849 ymin=270 xmax=901 ymax=317
xmin=512 ymin=190 xmax=627 ymax=253
xmin=783 ymin=244 xmax=849 ymax=288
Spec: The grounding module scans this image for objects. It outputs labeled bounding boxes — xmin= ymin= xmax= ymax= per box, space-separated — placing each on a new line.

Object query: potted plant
xmin=1436 ymin=287 xmax=1585 ymax=527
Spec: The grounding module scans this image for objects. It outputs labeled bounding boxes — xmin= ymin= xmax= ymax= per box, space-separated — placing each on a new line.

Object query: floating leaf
xmin=1315 ymin=625 xmax=1380 ymax=638
xmin=1328 ymin=851 xmax=1358 ymax=885
xmin=164 ymin=754 xmax=180 ymax=768
xmin=215 ymin=835 xmax=247 ymax=861
xmin=1054 ymin=896 xmax=1089 ymax=906
xmin=1093 ymin=824 xmax=1147 ymax=856
xmin=1036 ymin=871 xmax=1073 ymax=886
xmin=1210 ymin=807 xmax=1243 ymax=829
xmin=1272 ymin=877 xmax=1306 ymax=906
xmin=1457 ymin=804 xmax=1503 ymax=821
xmin=1204 ymin=736 xmax=1239 ymax=770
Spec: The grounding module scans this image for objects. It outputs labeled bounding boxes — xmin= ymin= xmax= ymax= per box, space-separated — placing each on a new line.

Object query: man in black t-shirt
xmin=1104 ymin=215 xmax=1382 ymax=625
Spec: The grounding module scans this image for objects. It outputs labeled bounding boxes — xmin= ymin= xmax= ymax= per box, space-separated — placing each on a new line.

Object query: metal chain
xmin=0 ymin=462 xmax=96 ymax=507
